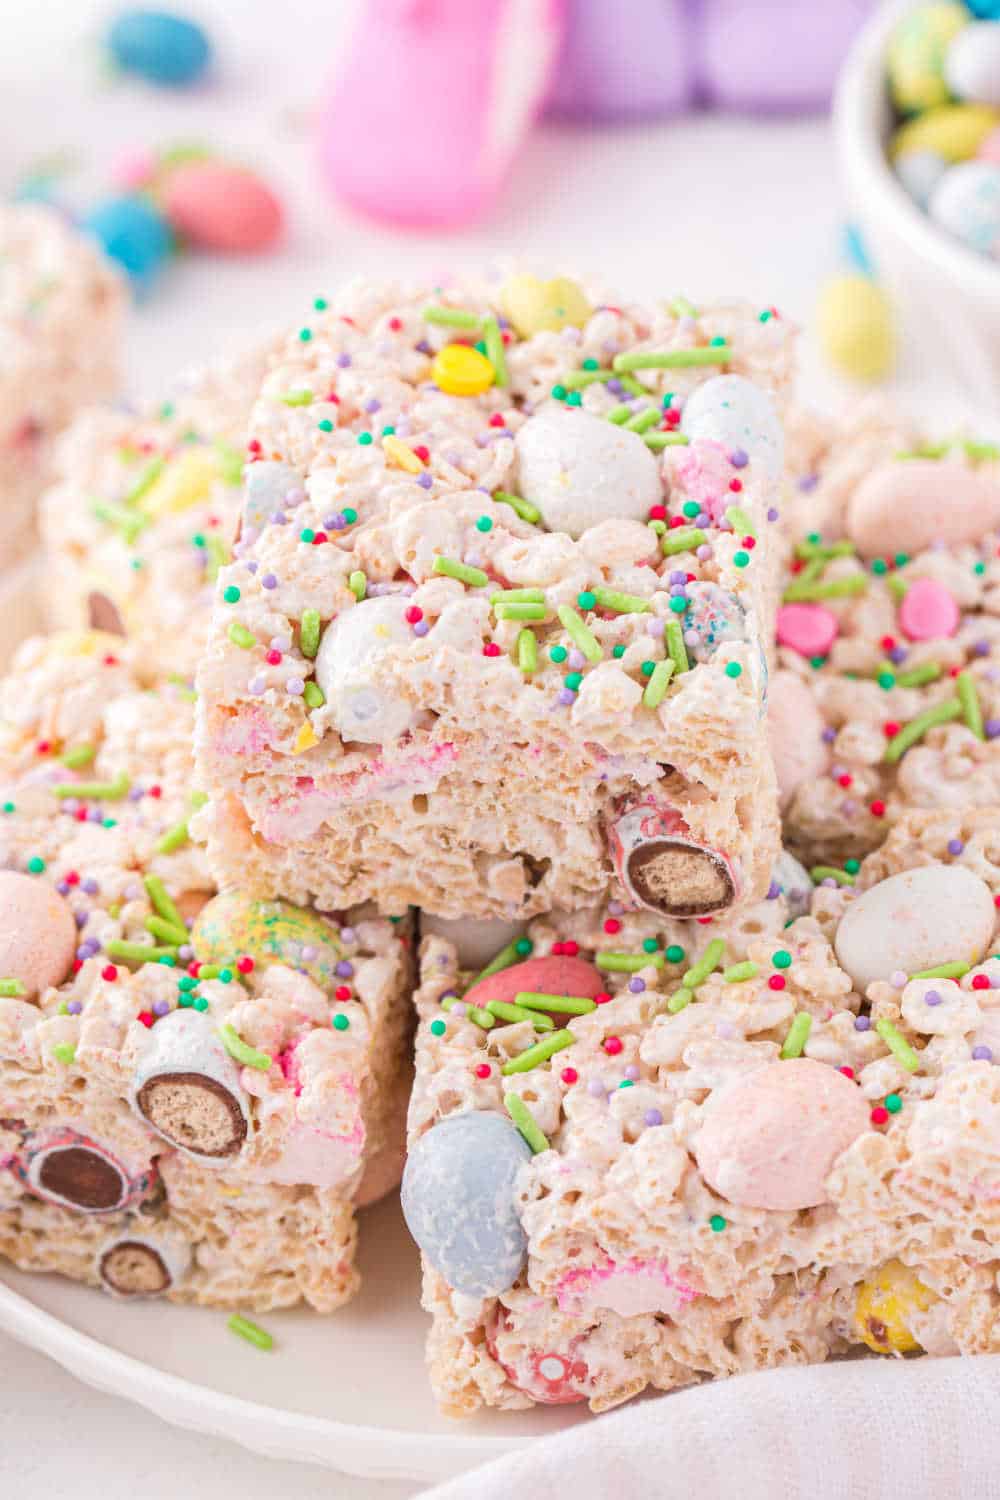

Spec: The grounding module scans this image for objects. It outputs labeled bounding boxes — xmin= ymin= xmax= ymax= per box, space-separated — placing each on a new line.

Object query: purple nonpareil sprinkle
xmin=74 ymin=911 xmax=88 ymax=928
xmin=340 ymin=927 xmax=356 ymax=944
xmin=644 ymin=1108 xmax=663 ymax=1127
xmin=767 ymin=507 xmax=780 ymax=523
xmin=986 ymin=718 xmax=1000 ymax=740
xmin=608 ymin=901 xmax=624 ymax=916
xmin=364 ymin=398 xmax=381 ymax=413
xmin=971 ymin=639 xmax=991 ymax=657
xmin=766 ymin=880 xmax=781 ymax=900
xmin=854 ymin=1015 xmax=871 ymax=1031
xmin=729 ymin=448 xmax=748 ymax=468
xmin=245 ymin=561 xmax=259 ymax=575
xmin=286 ymin=677 xmax=305 ymax=696
xmin=81 ymin=878 xmax=99 ymax=895
xmin=973 ymin=1044 xmax=994 ymax=1061
xmin=262 ymin=573 xmax=278 ymax=589
xmin=413 ymin=621 xmax=429 ymax=637
xmin=888 ymin=646 xmax=907 ymax=665
xmin=568 ymin=649 xmax=585 ymax=670
xmin=557 ymin=688 xmax=576 ymax=706
xmin=797 ymin=474 xmax=818 ymax=493
xmin=416 ymin=472 xmax=434 ymax=489
xmin=87 ymin=808 xmax=102 ymax=823
xmin=56 ymin=880 xmax=70 ymax=895
xmin=336 ymin=353 xmax=352 ymax=368
xmin=628 ymin=977 xmax=645 ymax=993
xmin=924 ymin=989 xmax=942 ymax=1007
xmin=152 ymin=998 xmax=171 ymax=1016
xmin=669 ymin=570 xmax=687 ymax=585
xmin=821 ymin=727 xmax=837 ymax=743
xmin=947 ymin=838 xmax=964 ymax=855
xmin=450 ymin=1001 xmax=467 ymax=1017
xmin=67 ymin=999 xmax=82 ymax=1015
xmin=890 ymin=970 xmax=908 ymax=989
xmin=178 ymin=944 xmax=193 ymax=961
xmin=248 ymin=676 xmax=266 ymax=695
xmin=587 ymin=1078 xmax=606 ymax=1098
xmin=336 ymin=961 xmax=354 ymax=978
xmin=270 ymin=510 xmax=287 ymax=526
xmin=624 ymin=1064 xmax=640 ymax=1080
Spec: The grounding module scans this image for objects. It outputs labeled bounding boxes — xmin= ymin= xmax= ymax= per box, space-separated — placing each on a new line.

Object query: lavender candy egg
xmin=680 ymin=581 xmax=747 ymax=663
xmin=929 ymin=161 xmax=1000 ymax=258
xmin=680 ymin=375 xmax=784 ymax=490
xmin=401 ymin=1111 xmax=532 ymax=1297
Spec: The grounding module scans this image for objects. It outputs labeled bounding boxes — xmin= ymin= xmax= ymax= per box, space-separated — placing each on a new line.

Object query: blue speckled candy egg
xmin=108 ymin=10 xmax=211 ymax=86
xmin=681 ymin=374 xmax=784 ymax=488
xmin=82 ymin=196 xmax=172 ymax=287
xmin=680 ymin=581 xmax=747 ymax=663
xmin=929 ymin=161 xmax=1000 ymax=258
xmin=401 ymin=1112 xmax=531 ymax=1297
xmin=969 ymin=0 xmax=1000 ymax=16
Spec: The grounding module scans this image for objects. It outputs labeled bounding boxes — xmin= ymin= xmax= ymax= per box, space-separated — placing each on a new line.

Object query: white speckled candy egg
xmin=694 ymin=1060 xmax=871 ymax=1211
xmin=680 ymin=375 xmax=783 ymax=489
xmin=241 ymin=460 xmax=301 ymax=532
xmin=929 ymin=160 xmax=1000 ymax=256
xmin=846 ymin=458 xmax=1000 ymax=556
xmin=0 ymin=871 xmax=77 ymax=998
xmin=314 ymin=595 xmax=416 ymax=743
xmin=514 ymin=407 xmax=660 ymax=538
xmin=945 ymin=23 xmax=1000 ymax=107
xmin=772 ymin=849 xmax=813 ymax=920
xmin=895 ymin=148 xmax=949 ymax=207
xmin=401 ymin=1111 xmax=531 ymax=1297
xmin=834 ymin=866 xmax=996 ymax=992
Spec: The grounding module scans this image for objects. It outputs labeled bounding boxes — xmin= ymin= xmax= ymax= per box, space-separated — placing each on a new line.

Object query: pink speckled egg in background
xmin=161 ymin=162 xmax=283 ymax=253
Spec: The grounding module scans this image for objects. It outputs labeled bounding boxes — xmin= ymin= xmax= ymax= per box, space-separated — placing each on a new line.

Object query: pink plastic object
xmin=319 ymin=0 xmax=566 ymax=229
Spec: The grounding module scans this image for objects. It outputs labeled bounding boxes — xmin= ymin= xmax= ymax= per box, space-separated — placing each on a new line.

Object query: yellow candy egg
xmin=816 ymin=274 xmax=895 ymax=383
xmin=887 ymin=2 xmax=968 ymax=114
xmin=854 ymin=1259 xmax=938 ymax=1354
xmin=139 ymin=450 xmax=218 ymax=518
xmin=431 ymin=343 xmax=495 ymax=397
xmin=501 ymin=274 xmax=593 ymax=339
xmin=191 ymin=888 xmax=345 ymax=992
xmin=891 ymin=103 xmax=1000 ymax=163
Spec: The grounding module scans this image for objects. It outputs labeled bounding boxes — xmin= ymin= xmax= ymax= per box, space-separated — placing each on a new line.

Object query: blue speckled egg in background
xmin=401 ymin=1111 xmax=531 ymax=1298
xmin=929 ymin=160 xmax=1000 ymax=258
xmin=108 ymin=9 xmax=212 ymax=87
xmin=82 ymin=196 xmax=173 ymax=287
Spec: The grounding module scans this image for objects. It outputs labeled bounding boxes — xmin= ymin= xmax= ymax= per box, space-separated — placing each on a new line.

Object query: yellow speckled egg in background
xmin=887 ymin=2 xmax=969 ymax=113
xmin=891 ymin=101 xmax=1000 ymax=162
xmin=816 ymin=272 xmax=895 ymax=381
xmin=500 ymin=274 xmax=593 ymax=339
xmin=191 ymin=888 xmax=345 ymax=991
xmin=854 ymin=1259 xmax=939 ymax=1354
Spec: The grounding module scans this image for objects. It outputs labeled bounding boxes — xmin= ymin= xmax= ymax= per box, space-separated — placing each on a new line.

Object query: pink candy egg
xmin=979 ymin=125 xmax=1000 ymax=163
xmin=463 ymin=955 xmax=605 ymax=1013
xmin=0 ymin=870 xmax=77 ymax=999
xmin=898 ymin=576 xmax=960 ymax=641
xmin=847 ymin=459 xmax=1000 ymax=557
xmin=767 ymin=671 xmax=831 ymax=812
xmin=776 ymin=601 xmax=839 ymax=658
xmin=694 ymin=1059 xmax=871 ymax=1211
xmin=161 ymin=162 xmax=283 ymax=253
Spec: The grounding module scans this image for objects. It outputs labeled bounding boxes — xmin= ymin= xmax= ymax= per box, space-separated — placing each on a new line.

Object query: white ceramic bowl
xmin=834 ymin=0 xmax=1000 ymax=418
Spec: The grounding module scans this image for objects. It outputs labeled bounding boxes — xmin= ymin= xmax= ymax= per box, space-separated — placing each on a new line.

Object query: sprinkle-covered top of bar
xmin=198 ymin=274 xmax=794 ymax=774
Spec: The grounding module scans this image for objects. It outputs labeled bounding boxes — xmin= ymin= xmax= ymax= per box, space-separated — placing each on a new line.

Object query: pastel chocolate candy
xmin=514 ymin=407 xmax=660 ymax=538
xmin=854 ymin=1259 xmax=938 ymax=1354
xmin=419 ymin=913 xmax=528 ymax=969
xmin=768 ymin=670 xmax=831 ymax=812
xmin=606 ymin=795 xmax=740 ymax=917
xmin=313 ymin=595 xmax=417 ymax=743
xmin=0 ymin=870 xmax=78 ymax=999
xmin=771 ymin=849 xmax=813 ymax=920
xmin=816 ymin=274 xmax=895 ymax=383
xmin=87 ymin=591 xmax=126 ymax=637
xmin=501 ymin=274 xmax=592 ymax=339
xmin=846 ymin=459 xmax=1000 ymax=556
xmin=776 ymin=601 xmax=839 ymax=658
xmin=107 ymin=9 xmax=211 ymax=86
xmin=945 ymin=23 xmax=1000 ymax=108
xmin=929 ymin=160 xmax=1000 ymax=257
xmin=98 ymin=1230 xmax=190 ymax=1298
xmin=463 ymin=954 xmax=604 ymax=1012
xmin=486 ymin=1305 xmax=589 ymax=1405
xmin=891 ymin=104 xmax=1000 ymax=164
xmin=834 ymin=865 xmax=996 ymax=992
xmin=131 ymin=1009 xmax=250 ymax=1162
xmin=18 ymin=1127 xmax=155 ymax=1214
xmin=898 ymin=576 xmax=960 ymax=640
xmin=401 ymin=1111 xmax=531 ymax=1297
xmin=680 ymin=374 xmax=784 ymax=489
xmin=162 ymin=163 xmax=283 ymax=253
xmin=887 ymin=2 xmax=968 ymax=113
xmin=694 ymin=1059 xmax=871 ymax=1211
xmin=192 ymin=887 xmax=345 ymax=991
xmin=681 ymin=581 xmax=747 ymax=663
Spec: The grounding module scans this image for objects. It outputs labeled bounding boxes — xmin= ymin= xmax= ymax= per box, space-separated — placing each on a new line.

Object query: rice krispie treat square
xmin=196 ymin=273 xmax=795 ymax=923
xmin=0 ymin=634 xmax=413 ymax=1311
xmin=0 ymin=205 xmax=124 ymax=567
xmin=40 ymin=339 xmax=274 ymax=681
xmin=401 ymin=838 xmax=1000 ymax=1415
xmin=769 ymin=434 xmax=1000 ymax=866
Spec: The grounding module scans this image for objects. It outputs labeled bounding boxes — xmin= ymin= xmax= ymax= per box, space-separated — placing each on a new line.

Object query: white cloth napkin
xmin=419 ymin=1356 xmax=1000 ymax=1500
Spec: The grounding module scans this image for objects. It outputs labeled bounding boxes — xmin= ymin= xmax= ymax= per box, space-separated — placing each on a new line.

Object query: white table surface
xmin=0 ymin=2 xmax=894 ymax=1497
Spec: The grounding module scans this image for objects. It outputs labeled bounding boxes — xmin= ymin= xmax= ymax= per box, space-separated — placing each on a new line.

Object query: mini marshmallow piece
xmin=419 ymin=913 xmax=528 ymax=969
xmin=682 ymin=582 xmax=747 ymax=663
xmin=772 ymin=849 xmax=813 ymax=920
xmin=192 ymin=888 xmax=345 ymax=992
xmin=0 ymin=870 xmax=77 ymax=999
xmin=606 ymin=795 xmax=740 ymax=917
xmin=834 ymin=865 xmax=996 ymax=993
xmin=768 ymin=671 xmax=832 ymax=812
xmin=97 ymin=1226 xmax=192 ymax=1298
xmin=18 ymin=1126 xmax=154 ymax=1214
xmin=847 ymin=459 xmax=1000 ymax=556
xmin=694 ymin=1059 xmax=871 ymax=1211
xmin=898 ymin=576 xmax=961 ymax=640
xmin=401 ymin=1111 xmax=531 ymax=1298
xmin=313 ymin=595 xmax=417 ymax=744
xmin=776 ymin=602 xmax=839 ymax=658
xmin=514 ymin=407 xmax=660 ymax=538
xmin=241 ymin=460 xmax=300 ymax=533
xmin=462 ymin=954 xmax=604 ymax=1012
xmin=901 ymin=976 xmax=981 ymax=1035
xmin=680 ymin=374 xmax=784 ymax=489
xmin=130 ymin=1008 xmax=251 ymax=1163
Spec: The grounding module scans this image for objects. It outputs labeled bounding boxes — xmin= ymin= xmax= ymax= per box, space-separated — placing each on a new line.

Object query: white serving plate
xmin=0 ymin=1192 xmax=592 ymax=1484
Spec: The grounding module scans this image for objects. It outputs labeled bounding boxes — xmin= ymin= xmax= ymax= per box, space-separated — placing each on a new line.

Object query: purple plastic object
xmin=546 ymin=0 xmax=695 ymax=122
xmin=696 ymin=0 xmax=877 ymax=112
xmin=319 ymin=0 xmax=566 ymax=228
